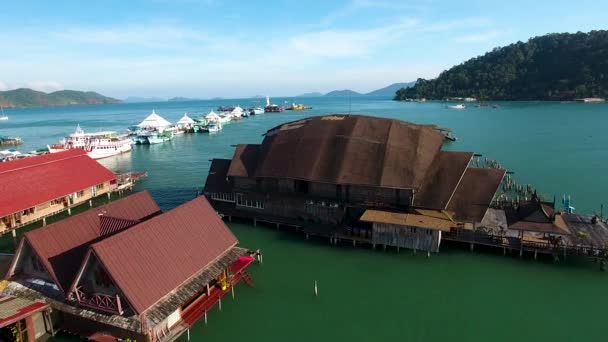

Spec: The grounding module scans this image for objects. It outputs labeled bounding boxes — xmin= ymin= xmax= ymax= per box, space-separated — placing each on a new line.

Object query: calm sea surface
xmin=2 ymin=97 xmax=607 ymax=341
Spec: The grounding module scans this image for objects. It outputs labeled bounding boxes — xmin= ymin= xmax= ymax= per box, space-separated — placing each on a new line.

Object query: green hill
xmin=367 ymin=82 xmax=415 ymax=96
xmin=325 ymin=89 xmax=362 ymax=97
xmin=0 ymin=88 xmax=121 ymax=108
xmin=396 ymin=31 xmax=608 ymax=101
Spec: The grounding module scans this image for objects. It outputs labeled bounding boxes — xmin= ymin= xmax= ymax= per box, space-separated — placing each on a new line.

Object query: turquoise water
xmin=1 ymin=98 xmax=607 ymax=341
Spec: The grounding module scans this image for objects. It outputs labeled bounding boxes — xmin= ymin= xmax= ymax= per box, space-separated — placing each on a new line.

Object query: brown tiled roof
xmin=360 ymin=210 xmax=456 ymax=231
xmin=22 ymin=191 xmax=160 ymax=293
xmin=248 ymin=115 xmax=446 ymax=189
xmin=447 ymin=168 xmax=506 ymax=223
xmin=227 ymin=144 xmax=261 ymax=178
xmin=413 ymin=151 xmax=473 ymax=209
xmin=90 ymin=196 xmax=237 ymax=314
xmin=509 ymin=214 xmax=571 ymax=235
xmin=204 ymin=159 xmax=233 ymax=193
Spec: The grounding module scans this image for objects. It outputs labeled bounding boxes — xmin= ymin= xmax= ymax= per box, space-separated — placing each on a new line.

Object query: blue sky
xmin=0 ymin=0 xmax=606 ymax=98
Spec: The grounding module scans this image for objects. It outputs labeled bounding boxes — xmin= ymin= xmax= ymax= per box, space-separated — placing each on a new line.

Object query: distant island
xmin=124 ymin=96 xmax=166 ymax=103
xmin=168 ymin=97 xmax=201 ymax=102
xmin=0 ymin=88 xmax=120 ymax=108
xmin=396 ymin=30 xmax=608 ymax=101
xmin=296 ymin=83 xmax=415 ymax=97
xmin=324 ymin=89 xmax=362 ymax=97
xmin=367 ymin=82 xmax=415 ymax=96
xmin=297 ymin=92 xmax=324 ymax=97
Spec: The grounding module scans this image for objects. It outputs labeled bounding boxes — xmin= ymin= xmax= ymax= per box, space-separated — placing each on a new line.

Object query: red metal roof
xmin=0 ymin=150 xmax=117 ymax=218
xmin=21 ymin=191 xmax=161 ymax=293
xmin=0 ymin=296 xmax=49 ymax=327
xmin=91 ymin=196 xmax=238 ymax=314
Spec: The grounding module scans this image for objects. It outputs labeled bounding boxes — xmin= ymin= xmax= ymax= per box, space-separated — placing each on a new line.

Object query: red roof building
xmin=0 ymin=150 xmax=117 ymax=234
xmin=3 ymin=192 xmax=256 ymax=342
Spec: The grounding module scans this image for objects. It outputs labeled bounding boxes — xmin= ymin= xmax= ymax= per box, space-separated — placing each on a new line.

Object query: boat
xmin=448 ymin=104 xmax=466 ymax=109
xmin=204 ymin=112 xmax=223 ymax=133
xmin=217 ymin=106 xmax=235 ymax=112
xmin=0 ymin=149 xmax=21 ymax=162
xmin=0 ymin=136 xmax=23 ymax=146
xmin=264 ymin=96 xmax=285 ymax=113
xmin=0 ymin=106 xmax=7 ymax=121
xmin=249 ymin=107 xmax=264 ymax=115
xmin=146 ymin=130 xmax=174 ymax=144
xmin=48 ymin=125 xmax=132 ymax=159
xmin=286 ymin=103 xmax=312 ymax=111
xmin=206 ymin=122 xmax=222 ymax=133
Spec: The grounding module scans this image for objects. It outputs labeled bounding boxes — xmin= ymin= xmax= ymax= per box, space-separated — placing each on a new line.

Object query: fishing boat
xmin=0 ymin=106 xmax=7 ymax=121
xmin=48 ymin=125 xmax=132 ymax=159
xmin=0 ymin=149 xmax=21 ymax=162
xmin=263 ymin=96 xmax=285 ymax=112
xmin=249 ymin=107 xmax=264 ymax=115
xmin=217 ymin=106 xmax=235 ymax=112
xmin=146 ymin=130 xmax=174 ymax=144
xmin=286 ymin=103 xmax=312 ymax=111
xmin=448 ymin=104 xmax=466 ymax=109
xmin=204 ymin=112 xmax=223 ymax=133
xmin=206 ymin=122 xmax=222 ymax=133
xmin=0 ymin=136 xmax=23 ymax=146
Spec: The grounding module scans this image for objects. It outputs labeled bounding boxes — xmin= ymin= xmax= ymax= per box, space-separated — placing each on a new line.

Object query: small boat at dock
xmin=286 ymin=103 xmax=312 ymax=111
xmin=264 ymin=96 xmax=285 ymax=112
xmin=448 ymin=104 xmax=466 ymax=109
xmin=0 ymin=136 xmax=23 ymax=146
xmin=249 ymin=107 xmax=264 ymax=115
xmin=0 ymin=106 xmax=7 ymax=121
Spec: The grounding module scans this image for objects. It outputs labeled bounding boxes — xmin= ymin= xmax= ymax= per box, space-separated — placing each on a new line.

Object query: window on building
xmin=96 ymin=183 xmax=105 ymax=190
xmin=50 ymin=198 xmax=64 ymax=206
xmin=22 ymin=207 xmax=34 ymax=216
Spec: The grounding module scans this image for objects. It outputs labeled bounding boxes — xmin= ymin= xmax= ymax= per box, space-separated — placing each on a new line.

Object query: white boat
xmin=204 ymin=112 xmax=223 ymax=132
xmin=0 ymin=106 xmax=7 ymax=121
xmin=207 ymin=123 xmax=222 ymax=133
xmin=48 ymin=125 xmax=132 ymax=159
xmin=448 ymin=104 xmax=466 ymax=109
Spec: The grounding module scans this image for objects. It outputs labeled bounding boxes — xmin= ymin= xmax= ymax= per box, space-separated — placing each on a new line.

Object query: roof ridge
xmin=0 ymin=150 xmax=86 ymax=175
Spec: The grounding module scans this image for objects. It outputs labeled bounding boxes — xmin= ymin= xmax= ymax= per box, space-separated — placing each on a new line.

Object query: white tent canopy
xmin=137 ymin=110 xmax=172 ymax=129
xmin=205 ymin=112 xmax=221 ymax=122
xmin=177 ymin=113 xmax=195 ymax=125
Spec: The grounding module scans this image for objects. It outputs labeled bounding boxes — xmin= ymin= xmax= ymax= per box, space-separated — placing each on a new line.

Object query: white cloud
xmin=454 ymin=30 xmax=500 ymax=43
xmin=0 ymin=81 xmax=8 ymax=91
xmin=53 ymin=25 xmax=211 ymax=48
xmin=286 ymin=18 xmax=418 ymax=59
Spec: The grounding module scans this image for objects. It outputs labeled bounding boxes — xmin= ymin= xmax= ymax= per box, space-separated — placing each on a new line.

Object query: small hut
xmin=137 ymin=110 xmax=172 ymax=131
xmin=176 ymin=113 xmax=195 ymax=131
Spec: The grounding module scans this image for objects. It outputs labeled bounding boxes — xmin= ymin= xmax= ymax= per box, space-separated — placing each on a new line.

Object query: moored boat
xmin=249 ymin=107 xmax=264 ymax=115
xmin=0 ymin=106 xmax=7 ymax=121
xmin=48 ymin=125 xmax=132 ymax=159
xmin=448 ymin=104 xmax=466 ymax=109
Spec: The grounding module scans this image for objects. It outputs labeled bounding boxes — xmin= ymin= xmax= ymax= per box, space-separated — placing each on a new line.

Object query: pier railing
xmin=73 ymin=287 xmax=124 ymax=315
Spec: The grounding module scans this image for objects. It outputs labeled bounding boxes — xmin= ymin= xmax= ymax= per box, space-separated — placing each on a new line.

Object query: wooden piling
xmin=89 ymin=200 xmax=93 ymax=208
xmin=231 ymin=286 xmax=235 ymax=300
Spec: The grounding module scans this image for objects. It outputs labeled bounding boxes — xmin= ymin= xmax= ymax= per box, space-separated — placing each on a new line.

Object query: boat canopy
xmin=137 ymin=110 xmax=172 ymax=129
xmin=205 ymin=112 xmax=221 ymax=121
xmin=177 ymin=113 xmax=195 ymax=125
